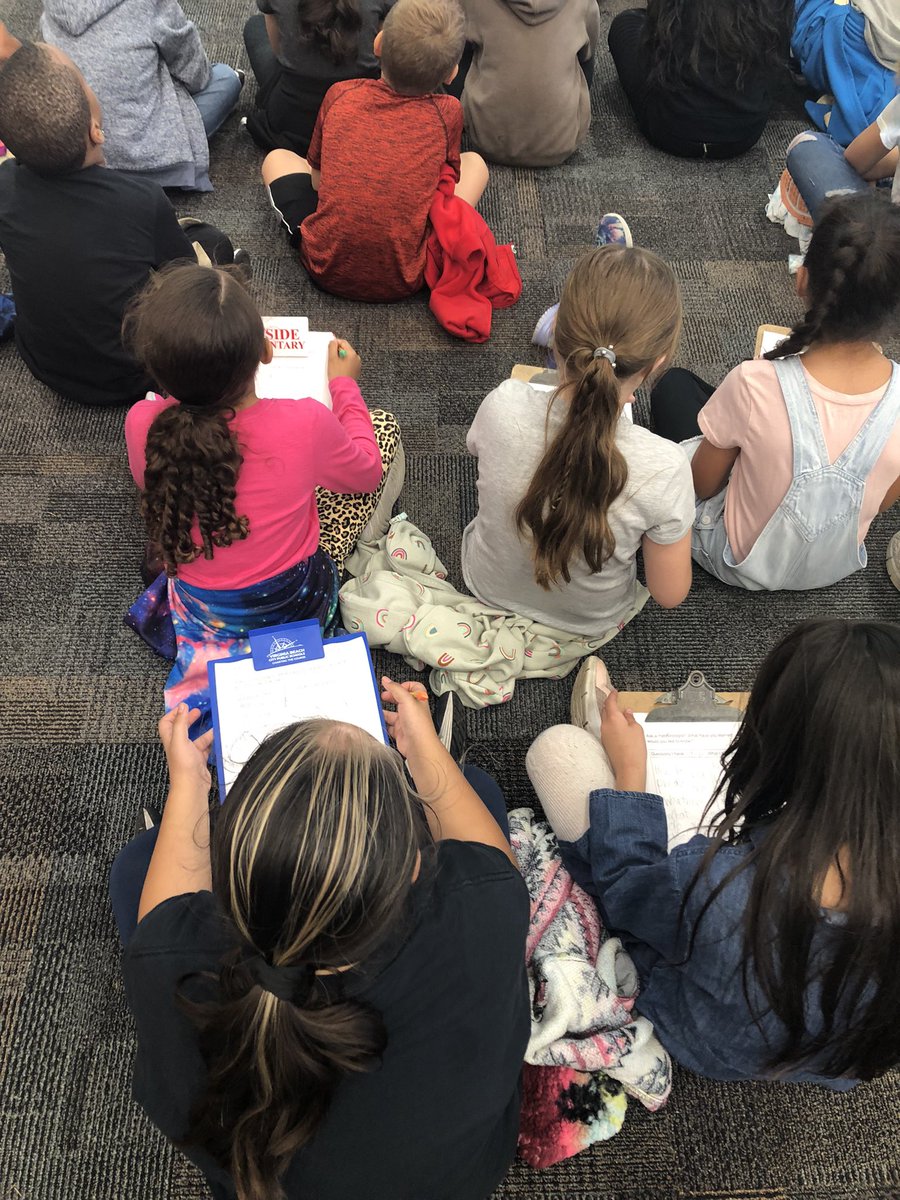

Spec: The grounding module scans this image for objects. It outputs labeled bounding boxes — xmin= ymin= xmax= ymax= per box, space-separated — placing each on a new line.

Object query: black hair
xmin=0 ymin=41 xmax=91 ymax=175
xmin=296 ymin=0 xmax=362 ymax=65
xmin=685 ymin=620 xmax=900 ymax=1079
xmin=644 ymin=0 xmax=792 ymax=91
xmin=766 ymin=192 xmax=900 ymax=360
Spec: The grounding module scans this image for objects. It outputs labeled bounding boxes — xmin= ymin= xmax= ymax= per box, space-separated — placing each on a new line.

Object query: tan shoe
xmin=570 ymin=656 xmax=612 ymax=739
xmin=887 ymin=531 xmax=900 ymax=592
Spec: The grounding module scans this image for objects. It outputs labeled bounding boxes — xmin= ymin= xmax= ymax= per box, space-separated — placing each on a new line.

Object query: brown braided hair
xmin=516 ymin=246 xmax=683 ymax=590
xmin=122 ymin=263 xmax=266 ymax=575
xmin=766 ymin=193 xmax=900 ymax=362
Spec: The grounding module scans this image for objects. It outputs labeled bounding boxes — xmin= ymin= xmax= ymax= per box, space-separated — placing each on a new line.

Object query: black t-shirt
xmin=0 ymin=162 xmax=193 ymax=406
xmin=123 ymin=841 xmax=531 ymax=1200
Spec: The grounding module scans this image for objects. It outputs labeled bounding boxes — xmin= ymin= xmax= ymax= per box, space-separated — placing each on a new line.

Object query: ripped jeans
xmin=785 ymin=130 xmax=869 ymax=222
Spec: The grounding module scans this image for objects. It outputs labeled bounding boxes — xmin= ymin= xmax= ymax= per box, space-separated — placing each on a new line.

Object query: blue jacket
xmin=792 ymin=0 xmax=896 ymax=146
xmin=558 ymin=788 xmax=858 ymax=1089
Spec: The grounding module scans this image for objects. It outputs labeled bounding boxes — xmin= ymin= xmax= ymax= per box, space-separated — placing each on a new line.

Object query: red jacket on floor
xmin=424 ymin=165 xmax=522 ymax=343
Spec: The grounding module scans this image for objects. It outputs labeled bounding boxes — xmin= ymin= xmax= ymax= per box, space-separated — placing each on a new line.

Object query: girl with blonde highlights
xmin=462 ymin=244 xmax=693 ymax=642
xmin=110 ymin=685 xmax=528 ymax=1200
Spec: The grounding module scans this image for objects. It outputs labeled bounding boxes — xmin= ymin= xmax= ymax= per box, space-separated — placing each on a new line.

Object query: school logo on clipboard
xmin=250 ymin=620 xmax=326 ymax=670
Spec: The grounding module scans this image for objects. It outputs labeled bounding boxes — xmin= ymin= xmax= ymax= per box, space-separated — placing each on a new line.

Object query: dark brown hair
xmin=297 ymin=0 xmax=362 ymax=65
xmin=684 ymin=620 xmax=900 ymax=1079
xmin=122 ymin=263 xmax=266 ymax=575
xmin=515 ymin=245 xmax=682 ymax=590
xmin=380 ymin=0 xmax=464 ymax=94
xmin=765 ymin=192 xmax=900 ymax=361
xmin=0 ymin=42 xmax=90 ymax=175
xmin=181 ymin=721 xmax=429 ymax=1200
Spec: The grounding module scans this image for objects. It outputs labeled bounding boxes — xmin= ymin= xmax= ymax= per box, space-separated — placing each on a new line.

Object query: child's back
xmin=301 ymin=78 xmax=462 ymax=300
xmin=461 ymin=0 xmax=600 ymax=167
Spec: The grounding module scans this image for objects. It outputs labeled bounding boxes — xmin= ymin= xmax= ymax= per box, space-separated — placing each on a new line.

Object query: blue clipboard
xmin=208 ymin=619 xmax=388 ymax=802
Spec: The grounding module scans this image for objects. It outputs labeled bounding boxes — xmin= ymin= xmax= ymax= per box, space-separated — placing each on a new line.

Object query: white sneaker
xmin=570 ymin=656 xmax=612 ymax=739
xmin=888 ymin=532 xmax=900 ymax=591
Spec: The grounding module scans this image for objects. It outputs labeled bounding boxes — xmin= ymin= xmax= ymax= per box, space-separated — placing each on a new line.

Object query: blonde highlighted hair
xmin=516 ymin=245 xmax=683 ymax=590
xmin=181 ymin=720 xmax=428 ymax=1200
xmin=380 ymin=0 xmax=465 ymax=94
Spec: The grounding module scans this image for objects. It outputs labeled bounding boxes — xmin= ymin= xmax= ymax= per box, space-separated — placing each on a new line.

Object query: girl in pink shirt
xmin=650 ymin=193 xmax=900 ymax=591
xmin=123 ymin=261 xmax=395 ymax=732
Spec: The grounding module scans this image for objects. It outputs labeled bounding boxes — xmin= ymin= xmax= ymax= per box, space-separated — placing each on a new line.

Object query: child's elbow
xmin=652 ymin=583 xmax=690 ymax=609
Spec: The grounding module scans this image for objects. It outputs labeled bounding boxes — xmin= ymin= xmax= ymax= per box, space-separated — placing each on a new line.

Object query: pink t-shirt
xmin=125 ymin=378 xmax=383 ymax=589
xmin=699 ymin=358 xmax=900 ymax=562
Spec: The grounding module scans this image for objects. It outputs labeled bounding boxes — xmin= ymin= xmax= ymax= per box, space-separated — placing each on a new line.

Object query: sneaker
xmin=434 ymin=691 xmax=467 ymax=763
xmin=888 ymin=532 xmax=900 ymax=591
xmin=358 ymin=439 xmax=406 ymax=544
xmin=570 ymin=656 xmax=612 ymax=740
xmin=236 ymin=68 xmax=246 ymax=89
xmin=596 ymin=213 xmax=633 ymax=248
xmin=232 ymin=247 xmax=253 ymax=281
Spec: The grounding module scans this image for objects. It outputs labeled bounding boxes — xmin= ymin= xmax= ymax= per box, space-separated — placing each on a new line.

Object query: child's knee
xmin=261 ymin=148 xmax=308 ymax=186
xmin=462 ymin=150 xmax=489 ymax=188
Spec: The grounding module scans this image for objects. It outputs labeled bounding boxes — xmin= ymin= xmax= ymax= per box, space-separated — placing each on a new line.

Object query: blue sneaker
xmin=596 ymin=212 xmax=633 ymax=247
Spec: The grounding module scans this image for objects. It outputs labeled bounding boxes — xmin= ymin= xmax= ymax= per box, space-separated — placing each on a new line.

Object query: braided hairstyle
xmin=766 ymin=193 xmax=900 ymax=362
xmin=516 ymin=246 xmax=683 ymax=590
xmin=122 ymin=263 xmax=266 ymax=575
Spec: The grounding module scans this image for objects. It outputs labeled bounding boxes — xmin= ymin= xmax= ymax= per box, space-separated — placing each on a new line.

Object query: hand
xmin=380 ymin=677 xmax=440 ymax=762
xmin=0 ymin=23 xmax=21 ymax=62
xmin=328 ymin=338 xmax=361 ymax=381
xmin=599 ymin=690 xmax=647 ymax=791
xmin=158 ymin=704 xmax=214 ymax=792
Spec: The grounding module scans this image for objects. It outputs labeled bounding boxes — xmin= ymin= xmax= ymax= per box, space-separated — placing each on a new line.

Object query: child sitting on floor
xmin=459 ymin=0 xmax=600 ymax=167
xmin=607 ymin=0 xmax=792 ymax=159
xmin=123 ymin=262 xmax=401 ymax=733
xmin=0 ymin=38 xmax=239 ymax=407
xmin=461 ymin=239 xmax=693 ymax=641
xmin=260 ymin=0 xmax=488 ymax=301
xmin=528 ymin=618 xmax=900 ymax=1088
xmin=40 ymin=0 xmax=242 ymax=191
xmin=651 ymin=193 xmax=900 ymax=592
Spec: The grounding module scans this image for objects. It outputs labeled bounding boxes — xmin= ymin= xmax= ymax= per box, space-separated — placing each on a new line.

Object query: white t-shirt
xmin=876 ymin=91 xmax=900 ymax=202
xmin=460 ymin=379 xmax=695 ymax=636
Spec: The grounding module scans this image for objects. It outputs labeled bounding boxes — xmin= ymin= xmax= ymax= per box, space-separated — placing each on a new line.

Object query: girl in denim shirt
xmin=527 ymin=619 xmax=900 ymax=1088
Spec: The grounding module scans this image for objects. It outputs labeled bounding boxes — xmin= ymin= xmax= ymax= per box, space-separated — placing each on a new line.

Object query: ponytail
xmin=297 ymin=0 xmax=363 ymax=65
xmin=766 ymin=193 xmax=900 ymax=361
xmin=516 ymin=245 xmax=683 ymax=590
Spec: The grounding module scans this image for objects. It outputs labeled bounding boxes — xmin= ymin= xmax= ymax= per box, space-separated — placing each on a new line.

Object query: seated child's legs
xmin=456 ymin=152 xmax=489 ymax=208
xmin=650 ymin=368 xmax=715 ymax=443
xmin=243 ymin=13 xmax=279 ymax=91
xmin=786 ymin=131 xmax=868 ymax=224
xmin=262 ymin=150 xmax=318 ymax=244
xmin=526 ymin=725 xmax=616 ymax=844
xmin=193 ymin=64 xmax=243 ymax=139
xmin=109 ymin=827 xmax=159 ymax=946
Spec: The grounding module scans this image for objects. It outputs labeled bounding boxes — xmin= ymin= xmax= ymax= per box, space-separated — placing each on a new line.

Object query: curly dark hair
xmin=643 ymin=0 xmax=793 ymax=91
xmin=296 ymin=0 xmax=363 ymax=65
xmin=122 ymin=263 xmax=266 ymax=575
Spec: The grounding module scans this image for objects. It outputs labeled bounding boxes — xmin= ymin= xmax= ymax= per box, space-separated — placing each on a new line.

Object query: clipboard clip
xmin=647 ymin=670 xmax=739 ymax=723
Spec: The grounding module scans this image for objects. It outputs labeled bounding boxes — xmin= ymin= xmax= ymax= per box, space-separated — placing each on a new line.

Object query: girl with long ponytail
xmin=110 ymin=686 xmax=528 ymax=1199
xmin=123 ymin=261 xmax=401 ymax=735
xmin=650 ymin=191 xmax=900 ymax=592
xmin=462 ymin=243 xmax=693 ymax=642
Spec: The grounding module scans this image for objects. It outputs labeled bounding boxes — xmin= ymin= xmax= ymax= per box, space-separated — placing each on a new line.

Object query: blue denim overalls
xmin=691 ymin=356 xmax=900 ymax=591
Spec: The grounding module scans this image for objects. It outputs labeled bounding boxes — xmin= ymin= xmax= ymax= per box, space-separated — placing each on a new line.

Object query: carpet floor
xmin=2 ymin=0 xmax=899 ymax=1196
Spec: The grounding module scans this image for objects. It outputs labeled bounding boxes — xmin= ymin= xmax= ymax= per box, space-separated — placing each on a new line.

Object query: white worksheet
xmin=256 ymin=317 xmax=333 ymax=406
xmin=209 ymin=636 xmax=387 ymax=797
xmin=635 ymin=717 xmax=739 ymax=850
xmin=529 ymin=378 xmax=634 ymax=422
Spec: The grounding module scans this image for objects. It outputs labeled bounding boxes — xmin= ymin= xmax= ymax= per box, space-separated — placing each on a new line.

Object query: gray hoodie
xmin=41 ymin=0 xmax=212 ymax=189
xmin=461 ymin=0 xmax=600 ymax=167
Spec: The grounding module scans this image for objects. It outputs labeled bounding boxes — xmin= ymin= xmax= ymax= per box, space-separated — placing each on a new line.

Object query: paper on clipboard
xmin=635 ymin=716 xmax=735 ymax=850
xmin=209 ymin=626 xmax=388 ymax=799
xmin=256 ymin=316 xmax=334 ymax=407
xmin=754 ymin=324 xmax=791 ymax=359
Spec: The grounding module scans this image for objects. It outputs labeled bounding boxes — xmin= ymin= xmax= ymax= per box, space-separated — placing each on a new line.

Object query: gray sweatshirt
xmin=41 ymin=0 xmax=212 ymax=190
xmin=461 ymin=0 xmax=600 ymax=167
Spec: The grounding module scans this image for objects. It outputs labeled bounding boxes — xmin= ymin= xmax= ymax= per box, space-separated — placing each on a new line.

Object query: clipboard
xmin=208 ymin=619 xmax=388 ymax=801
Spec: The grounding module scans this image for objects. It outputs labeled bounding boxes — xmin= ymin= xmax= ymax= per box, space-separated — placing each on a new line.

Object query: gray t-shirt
xmin=257 ymin=0 xmax=392 ymax=75
xmin=461 ymin=379 xmax=695 ymax=636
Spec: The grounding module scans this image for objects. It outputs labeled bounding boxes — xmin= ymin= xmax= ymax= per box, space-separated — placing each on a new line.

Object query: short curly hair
xmin=380 ymin=0 xmax=465 ymax=95
xmin=0 ymin=42 xmax=91 ymax=175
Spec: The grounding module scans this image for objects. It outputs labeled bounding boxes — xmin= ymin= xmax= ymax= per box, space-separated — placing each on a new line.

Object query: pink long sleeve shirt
xmin=125 ymin=378 xmax=383 ymax=589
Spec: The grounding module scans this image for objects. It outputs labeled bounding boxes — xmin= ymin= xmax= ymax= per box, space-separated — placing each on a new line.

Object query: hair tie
xmin=592 ymin=345 xmax=617 ymax=369
xmin=246 ymin=954 xmax=318 ymax=1005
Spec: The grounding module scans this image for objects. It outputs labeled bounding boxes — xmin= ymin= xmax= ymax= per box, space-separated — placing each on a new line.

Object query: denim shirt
xmin=558 ymin=789 xmax=858 ymax=1090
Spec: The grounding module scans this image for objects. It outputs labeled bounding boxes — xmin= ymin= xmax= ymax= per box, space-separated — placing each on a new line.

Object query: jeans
xmin=109 ymin=763 xmax=511 ymax=947
xmin=650 ymin=367 xmax=715 ymax=442
xmin=193 ymin=63 xmax=243 ymax=138
xmin=785 ymin=130 xmax=869 ymax=223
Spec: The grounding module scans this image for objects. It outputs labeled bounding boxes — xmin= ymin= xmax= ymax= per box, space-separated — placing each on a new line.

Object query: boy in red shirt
xmin=260 ymin=0 xmax=488 ymax=302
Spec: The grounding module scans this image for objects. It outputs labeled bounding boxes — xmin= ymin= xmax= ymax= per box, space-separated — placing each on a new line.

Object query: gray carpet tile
xmin=2 ymin=0 xmax=900 ymax=1195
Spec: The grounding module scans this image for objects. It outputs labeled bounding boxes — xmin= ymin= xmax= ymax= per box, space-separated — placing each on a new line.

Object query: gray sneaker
xmin=887 ymin=531 xmax=900 ymax=591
